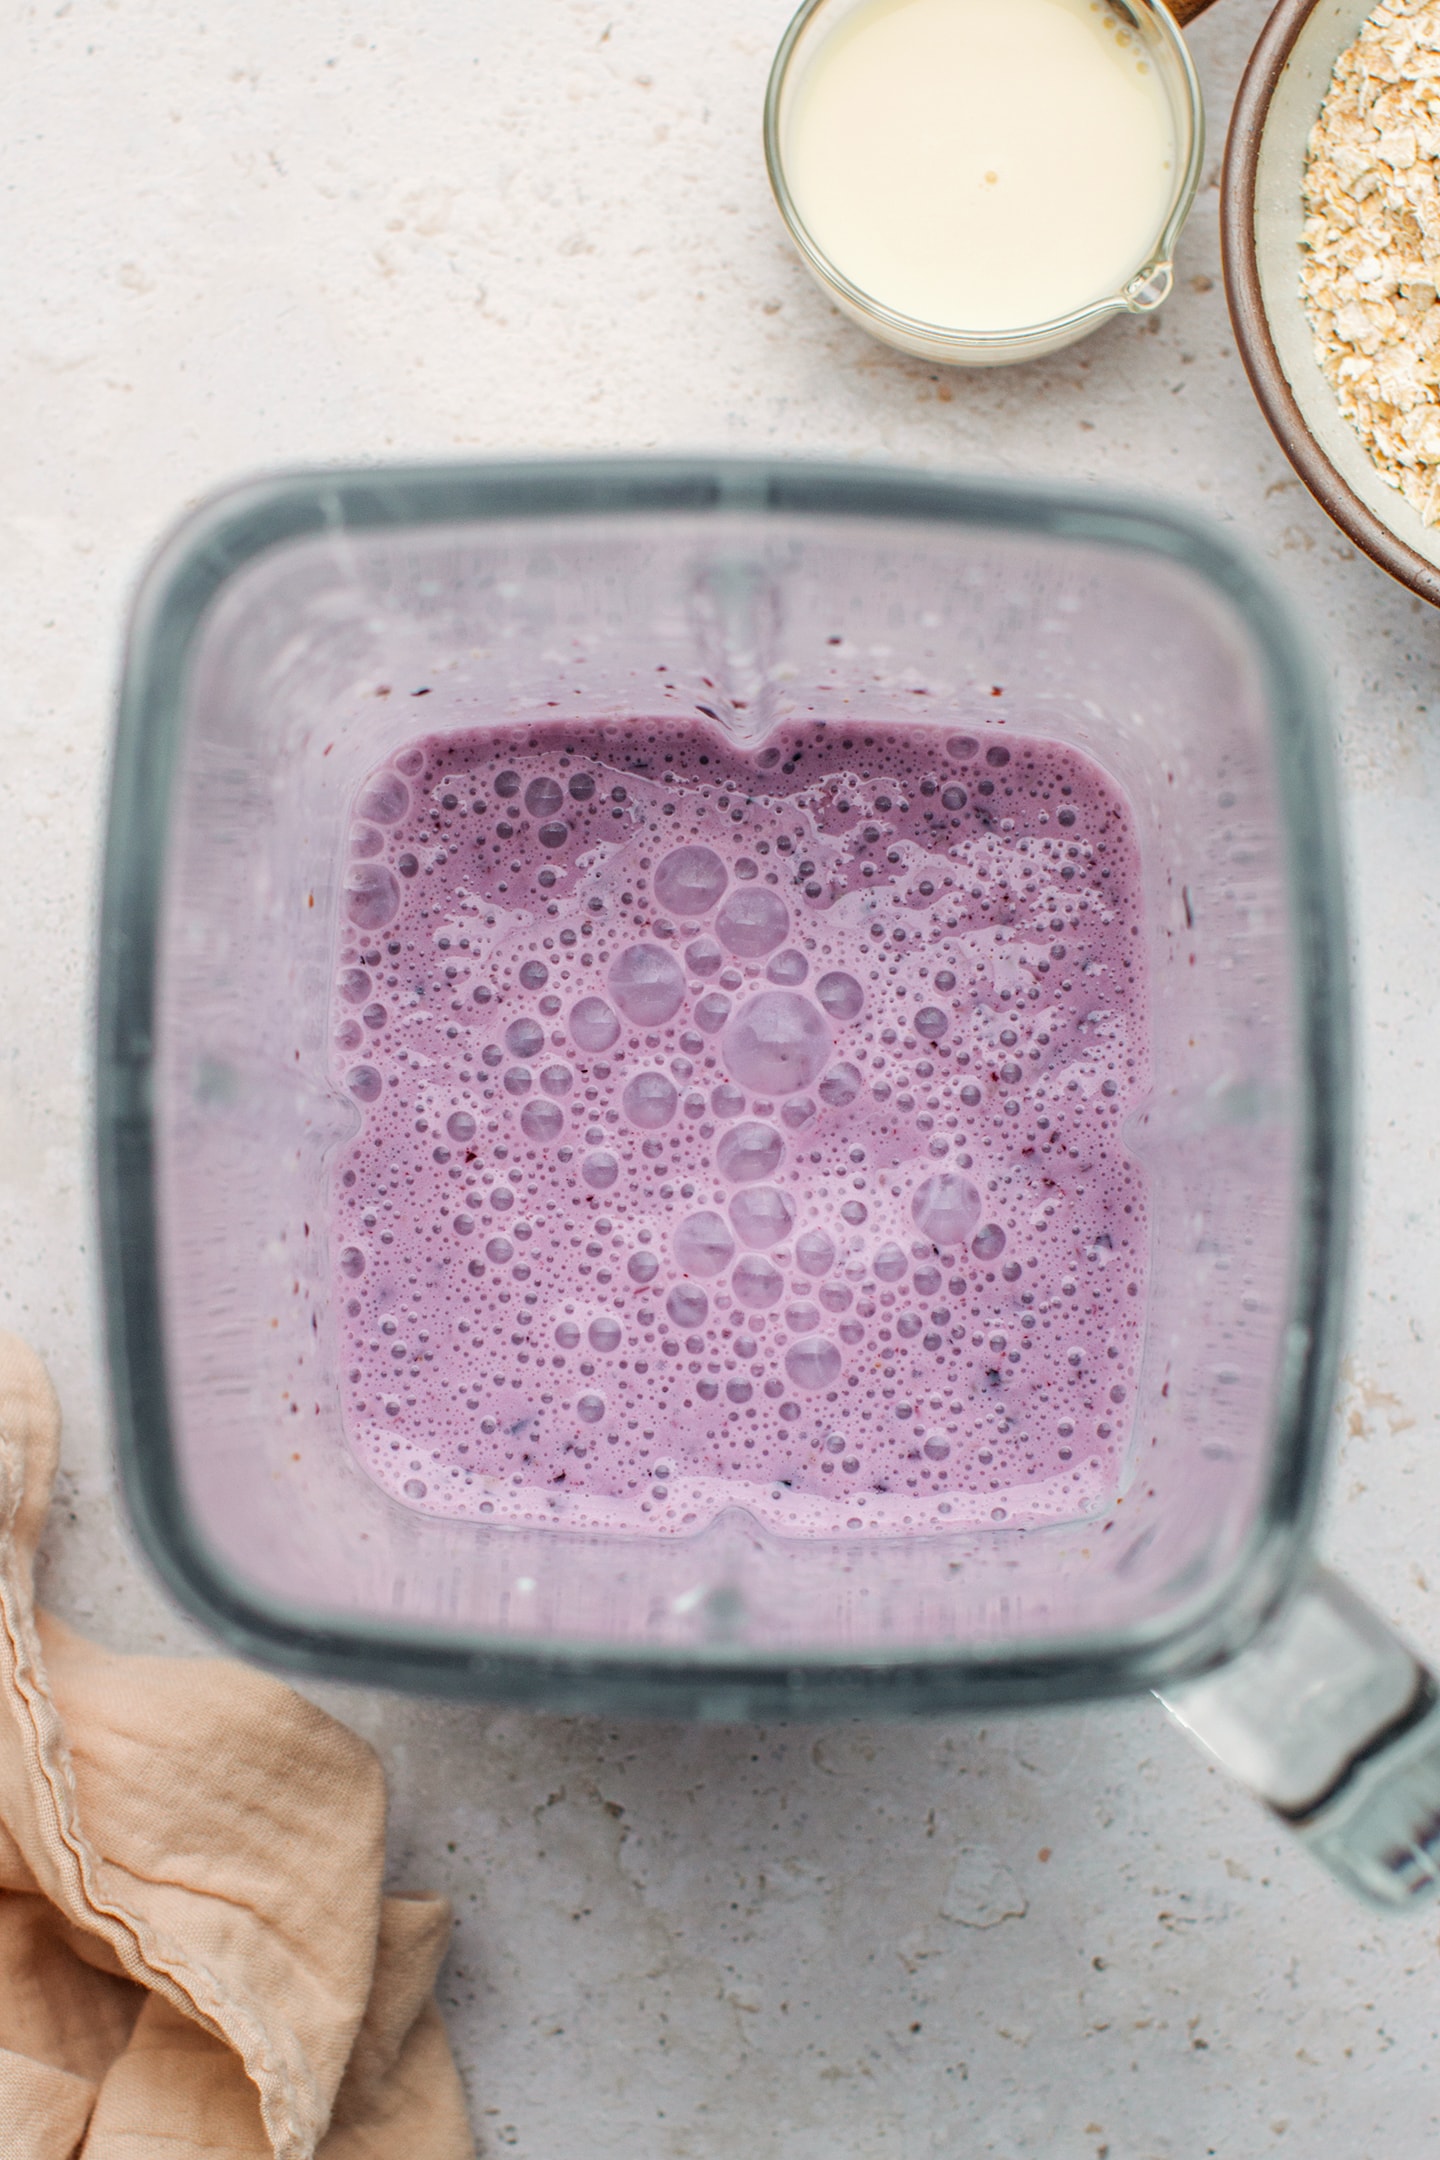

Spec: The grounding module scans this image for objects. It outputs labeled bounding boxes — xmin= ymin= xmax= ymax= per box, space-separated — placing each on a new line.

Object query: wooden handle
xmin=1165 ymin=0 xmax=1223 ymax=24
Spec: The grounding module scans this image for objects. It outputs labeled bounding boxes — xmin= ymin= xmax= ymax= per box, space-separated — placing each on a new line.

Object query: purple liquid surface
xmin=327 ymin=719 xmax=1149 ymax=1536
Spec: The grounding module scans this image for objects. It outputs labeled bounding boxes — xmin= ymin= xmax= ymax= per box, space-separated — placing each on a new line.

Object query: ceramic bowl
xmin=1225 ymin=0 xmax=1440 ymax=605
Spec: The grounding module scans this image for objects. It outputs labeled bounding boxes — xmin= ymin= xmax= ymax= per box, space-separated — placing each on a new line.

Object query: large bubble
xmin=721 ymin=991 xmax=830 ymax=1095
xmin=520 ymin=1099 xmax=564 ymax=1141
xmin=569 ymin=996 xmax=620 ymax=1052
xmin=794 ymin=1227 xmax=836 ymax=1277
xmin=728 ymin=1186 xmax=796 ymax=1249
xmin=765 ymin=949 xmax=809 ymax=986
xmin=355 ymin=771 xmax=409 ymax=825
xmin=588 ymin=1316 xmax=622 ymax=1352
xmin=716 ymin=1122 xmax=784 ymax=1183
xmin=716 ymin=886 xmax=789 ymax=958
xmin=694 ymin=992 xmax=731 ymax=1034
xmin=506 ymin=1018 xmax=544 ymax=1058
xmin=971 ymin=1223 xmax=1007 ymax=1260
xmin=911 ymin=1172 xmax=982 ymax=1248
xmin=666 ymin=1283 xmax=709 ymax=1329
xmin=817 ymin=1063 xmax=861 ymax=1108
xmin=344 ymin=862 xmax=400 ymax=931
xmin=815 ymin=971 xmax=863 ymax=1022
xmin=582 ymin=1150 xmax=619 ymax=1189
xmin=784 ymin=1336 xmax=842 ymax=1390
xmin=873 ymin=1242 xmax=908 ymax=1282
xmin=732 ymin=1254 xmax=783 ymax=1309
xmin=627 ymin=1249 xmax=660 ymax=1284
xmin=673 ymin=1211 xmax=735 ymax=1277
xmin=622 ymin=1071 xmax=678 ymax=1130
xmin=524 ymin=775 xmax=564 ymax=818
xmin=685 ymin=935 xmax=723 ymax=978
xmin=653 ymin=844 xmax=728 ymax=918
xmin=608 ymin=944 xmax=686 ymax=1025
xmin=347 ymin=1064 xmax=382 ymax=1103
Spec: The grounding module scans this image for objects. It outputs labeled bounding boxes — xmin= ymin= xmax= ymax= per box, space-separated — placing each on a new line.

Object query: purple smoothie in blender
xmin=327 ymin=715 xmax=1148 ymax=1538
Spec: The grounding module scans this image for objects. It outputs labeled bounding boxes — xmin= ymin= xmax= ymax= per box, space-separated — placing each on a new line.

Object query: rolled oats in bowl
xmin=1303 ymin=0 xmax=1440 ymax=523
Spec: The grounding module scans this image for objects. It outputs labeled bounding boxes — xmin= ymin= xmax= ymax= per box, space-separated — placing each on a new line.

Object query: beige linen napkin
xmin=0 ymin=1330 xmax=473 ymax=2160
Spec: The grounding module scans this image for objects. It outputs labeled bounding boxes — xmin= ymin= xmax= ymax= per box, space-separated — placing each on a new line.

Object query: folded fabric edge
xmin=0 ymin=1333 xmax=324 ymax=2160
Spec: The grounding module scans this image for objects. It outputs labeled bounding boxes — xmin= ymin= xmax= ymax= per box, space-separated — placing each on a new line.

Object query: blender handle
xmin=1158 ymin=1566 xmax=1440 ymax=1908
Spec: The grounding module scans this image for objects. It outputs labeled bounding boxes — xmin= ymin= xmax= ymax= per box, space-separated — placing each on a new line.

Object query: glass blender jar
xmin=98 ymin=456 xmax=1440 ymax=1908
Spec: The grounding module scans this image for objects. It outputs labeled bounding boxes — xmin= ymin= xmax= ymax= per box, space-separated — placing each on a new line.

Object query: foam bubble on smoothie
xmin=766 ymin=948 xmax=810 ymax=986
xmin=729 ymin=1186 xmax=797 ymax=1249
xmin=795 ymin=1227 xmax=837 ymax=1277
xmin=716 ymin=885 xmax=789 ymax=957
xmin=524 ymin=775 xmax=564 ymax=818
xmin=355 ymin=771 xmax=410 ymax=824
xmin=326 ymin=715 xmax=1151 ymax=1540
xmin=674 ymin=1211 xmax=736 ymax=1276
xmin=785 ymin=1336 xmax=842 ymax=1391
xmin=722 ymin=991 xmax=831 ymax=1095
xmin=666 ymin=1283 xmax=710 ymax=1328
xmin=653 ymin=843 xmax=728 ymax=917
xmin=818 ymin=1063 xmax=861 ymax=1108
xmin=815 ymin=970 xmax=864 ymax=1021
xmin=685 ymin=935 xmax=723 ymax=978
xmin=622 ymin=1071 xmax=678 ymax=1129
xmin=733 ymin=1254 xmax=784 ymax=1308
xmin=506 ymin=1018 xmax=544 ymax=1058
xmin=694 ymin=991 xmax=731 ymax=1033
xmin=912 ymin=1172 xmax=982 ymax=1248
xmin=344 ymin=863 xmax=400 ymax=931
xmin=716 ymin=1122 xmax=785 ymax=1183
xmin=521 ymin=1099 xmax=564 ymax=1142
xmin=570 ymin=996 xmax=620 ymax=1051
xmin=609 ymin=944 xmax=686 ymax=1025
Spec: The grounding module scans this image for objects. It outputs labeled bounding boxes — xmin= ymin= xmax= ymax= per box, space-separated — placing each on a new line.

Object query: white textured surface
xmin=4 ymin=3 xmax=1440 ymax=2154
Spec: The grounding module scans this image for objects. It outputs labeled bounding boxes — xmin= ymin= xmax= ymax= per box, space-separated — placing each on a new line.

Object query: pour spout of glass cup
xmin=1123 ymin=259 xmax=1175 ymax=313
xmin=1161 ymin=1567 xmax=1440 ymax=1909
xmin=1117 ymin=0 xmax=1223 ymax=322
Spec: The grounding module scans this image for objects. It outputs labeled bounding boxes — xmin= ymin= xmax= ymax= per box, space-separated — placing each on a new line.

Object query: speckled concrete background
xmin=3 ymin=2 xmax=1440 ymax=2154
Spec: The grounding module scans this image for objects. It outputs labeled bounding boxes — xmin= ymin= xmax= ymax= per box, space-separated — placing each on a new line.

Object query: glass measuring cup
xmin=98 ymin=456 xmax=1440 ymax=1906
xmin=764 ymin=0 xmax=1206 ymax=365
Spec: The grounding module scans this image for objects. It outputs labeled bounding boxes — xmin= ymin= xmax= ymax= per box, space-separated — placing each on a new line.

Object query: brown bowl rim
xmin=1222 ymin=0 xmax=1440 ymax=607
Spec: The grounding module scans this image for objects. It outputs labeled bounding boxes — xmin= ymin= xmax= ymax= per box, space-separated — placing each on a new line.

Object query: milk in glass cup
xmin=765 ymin=0 xmax=1204 ymax=363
